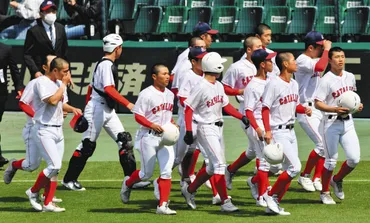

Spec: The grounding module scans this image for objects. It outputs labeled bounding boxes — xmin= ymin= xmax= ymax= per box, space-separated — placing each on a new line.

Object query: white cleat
xmin=298 ymin=175 xmax=315 ymax=192
xmin=120 ymin=176 xmax=131 ymax=204
xmin=3 ymin=159 xmax=17 ymax=184
xmin=313 ymin=178 xmax=323 ymax=191
xmin=62 ymin=180 xmax=86 ymax=191
xmin=330 ymin=177 xmax=344 ymax=200
xmin=212 ymin=194 xmax=232 ymax=205
xmin=25 ymin=188 xmax=42 ymax=211
xmin=132 ymin=181 xmax=151 ymax=189
xmin=42 ymin=202 xmax=66 ymax=212
xmin=156 ymin=201 xmax=177 ymax=215
xmin=262 ymin=191 xmax=279 ymax=214
xmin=225 ymin=166 xmax=234 ymax=190
xmin=265 ymin=207 xmax=291 ymax=215
xmin=41 ymin=195 xmax=63 ymax=203
xmin=320 ymin=192 xmax=336 ymax=204
xmin=256 ymin=196 xmax=267 ymax=207
xmin=220 ymin=198 xmax=238 ymax=212
xmin=181 ymin=183 xmax=196 ymax=209
xmin=153 ymin=178 xmax=160 ymax=201
xmin=247 ymin=177 xmax=258 ymax=200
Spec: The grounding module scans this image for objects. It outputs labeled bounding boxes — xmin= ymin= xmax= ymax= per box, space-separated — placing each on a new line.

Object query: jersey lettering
xmin=242 ymin=76 xmax=253 ymax=86
xmin=279 ymin=94 xmax=299 ymax=105
xmin=331 ymin=86 xmax=354 ymax=99
xmin=151 ymin=103 xmax=173 ymax=114
xmin=206 ymin=95 xmax=224 ymax=107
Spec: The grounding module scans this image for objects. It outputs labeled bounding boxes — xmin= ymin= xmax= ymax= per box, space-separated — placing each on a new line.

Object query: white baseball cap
xmin=103 ymin=34 xmax=123 ymax=53
xmin=201 ymin=52 xmax=227 ymax=74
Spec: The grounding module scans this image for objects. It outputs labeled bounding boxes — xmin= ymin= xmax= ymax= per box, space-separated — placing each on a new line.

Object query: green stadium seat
xmin=134 ymin=6 xmax=163 ymax=40
xmin=137 ymin=0 xmax=156 ymax=5
xmin=235 ymin=7 xmax=263 ymax=34
xmin=287 ymin=6 xmax=316 ymax=37
xmin=156 ymin=0 xmax=180 ymax=7
xmin=213 ymin=0 xmax=236 ymax=6
xmin=315 ymin=0 xmax=336 ymax=7
xmin=342 ymin=0 xmax=366 ymax=8
xmin=263 ymin=0 xmax=287 ymax=14
xmin=315 ymin=6 xmax=338 ymax=38
xmin=57 ymin=0 xmax=71 ymax=25
xmin=108 ymin=0 xmax=137 ymax=34
xmin=342 ymin=6 xmax=370 ymax=38
xmin=265 ymin=6 xmax=290 ymax=34
xmin=159 ymin=6 xmax=188 ymax=34
xmin=211 ymin=6 xmax=238 ymax=33
xmin=186 ymin=0 xmax=212 ymax=8
xmin=288 ymin=0 xmax=314 ymax=10
xmin=184 ymin=6 xmax=212 ymax=33
xmin=235 ymin=0 xmax=263 ymax=8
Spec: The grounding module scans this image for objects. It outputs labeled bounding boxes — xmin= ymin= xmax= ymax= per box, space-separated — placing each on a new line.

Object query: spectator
xmin=0 ymin=0 xmax=44 ymax=39
xmin=63 ymin=0 xmax=102 ymax=39
xmin=24 ymin=0 xmax=68 ymax=80
xmin=0 ymin=42 xmax=23 ymax=167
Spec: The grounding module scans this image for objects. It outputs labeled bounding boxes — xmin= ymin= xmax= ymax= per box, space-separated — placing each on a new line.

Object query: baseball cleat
xmin=265 ymin=207 xmax=291 ymax=216
xmin=42 ymin=202 xmax=66 ymax=212
xmin=247 ymin=177 xmax=258 ymax=200
xmin=212 ymin=194 xmax=232 ymax=205
xmin=0 ymin=156 xmax=9 ymax=168
xmin=153 ymin=178 xmax=160 ymax=201
xmin=178 ymin=165 xmax=183 ymax=177
xmin=320 ymin=192 xmax=336 ymax=204
xmin=313 ymin=178 xmax=323 ymax=191
xmin=256 ymin=196 xmax=267 ymax=207
xmin=25 ymin=188 xmax=42 ymax=211
xmin=298 ymin=175 xmax=315 ymax=192
xmin=41 ymin=195 xmax=63 ymax=203
xmin=132 ymin=181 xmax=151 ymax=189
xmin=62 ymin=180 xmax=86 ymax=191
xmin=120 ymin=176 xmax=131 ymax=204
xmin=220 ymin=198 xmax=238 ymax=212
xmin=262 ymin=191 xmax=279 ymax=214
xmin=225 ymin=166 xmax=234 ymax=190
xmin=156 ymin=201 xmax=177 ymax=215
xmin=181 ymin=183 xmax=196 ymax=209
xmin=4 ymin=159 xmax=17 ymax=184
xmin=330 ymin=176 xmax=344 ymax=200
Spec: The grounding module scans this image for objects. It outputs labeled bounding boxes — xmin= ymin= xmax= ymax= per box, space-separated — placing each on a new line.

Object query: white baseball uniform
xmin=244 ymin=77 xmax=270 ymax=171
xmin=133 ymin=86 xmax=175 ymax=180
xmin=19 ymin=79 xmax=42 ymax=171
xmin=184 ymin=79 xmax=229 ymax=175
xmin=240 ymin=47 xmax=280 ymax=77
xmin=295 ymin=54 xmax=324 ymax=156
xmin=32 ymin=76 xmax=68 ymax=178
xmin=171 ymin=48 xmax=190 ymax=90
xmin=262 ymin=77 xmax=302 ymax=178
xmin=314 ymin=71 xmax=360 ymax=171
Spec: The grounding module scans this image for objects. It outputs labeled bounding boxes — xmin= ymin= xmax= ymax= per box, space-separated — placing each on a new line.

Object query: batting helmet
xmin=201 ymin=52 xmax=227 ymax=74
xmin=103 ymin=34 xmax=123 ymax=53
xmin=70 ymin=114 xmax=88 ymax=133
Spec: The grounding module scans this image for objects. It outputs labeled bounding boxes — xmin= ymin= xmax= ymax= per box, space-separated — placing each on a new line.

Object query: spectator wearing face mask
xmin=24 ymin=0 xmax=68 ymax=79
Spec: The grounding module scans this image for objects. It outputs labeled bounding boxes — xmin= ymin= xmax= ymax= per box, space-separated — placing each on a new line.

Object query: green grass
xmin=0 ymin=112 xmax=370 ymax=222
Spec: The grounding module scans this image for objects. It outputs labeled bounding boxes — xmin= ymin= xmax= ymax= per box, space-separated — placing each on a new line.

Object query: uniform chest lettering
xmin=206 ymin=95 xmax=224 ymax=108
xmin=279 ymin=94 xmax=298 ymax=105
xmin=151 ymin=103 xmax=173 ymax=114
xmin=332 ymin=86 xmax=354 ymax=99
xmin=242 ymin=76 xmax=253 ymax=86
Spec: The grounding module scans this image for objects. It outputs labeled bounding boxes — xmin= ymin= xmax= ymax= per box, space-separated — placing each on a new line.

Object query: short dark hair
xmin=151 ymin=63 xmax=168 ymax=75
xmin=255 ymin=23 xmax=271 ymax=36
xmin=188 ymin=37 xmax=202 ymax=47
xmin=42 ymin=54 xmax=56 ymax=67
xmin=329 ymin=47 xmax=344 ymax=59
xmin=50 ymin=58 xmax=68 ymax=72
xmin=304 ymin=42 xmax=321 ymax=51
xmin=275 ymin=52 xmax=292 ymax=71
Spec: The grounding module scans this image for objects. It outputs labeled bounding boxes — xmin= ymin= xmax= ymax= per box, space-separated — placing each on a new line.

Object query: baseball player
xmin=222 ymin=36 xmax=261 ymax=190
xmin=261 ymin=52 xmax=312 ymax=215
xmin=240 ymin=23 xmax=279 ymax=77
xmin=120 ymin=64 xmax=176 ymax=215
xmin=314 ymin=47 xmax=363 ymax=204
xmin=181 ymin=52 xmax=250 ymax=212
xmin=62 ymin=34 xmax=149 ymax=191
xmin=243 ymin=49 xmax=276 ymax=207
xmin=27 ymin=58 xmax=81 ymax=212
xmin=296 ymin=31 xmax=332 ymax=192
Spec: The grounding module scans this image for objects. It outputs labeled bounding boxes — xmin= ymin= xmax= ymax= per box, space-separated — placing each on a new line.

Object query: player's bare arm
xmin=43 ymin=73 xmax=70 ymax=105
xmin=314 ymin=99 xmax=349 ymax=115
xmin=62 ymin=103 xmax=82 ymax=116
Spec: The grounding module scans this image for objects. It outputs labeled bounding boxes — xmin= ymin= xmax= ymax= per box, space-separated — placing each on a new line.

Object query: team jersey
xmin=171 ymin=48 xmax=190 ymax=89
xmin=178 ymin=70 xmax=204 ymax=100
xmin=185 ymin=79 xmax=229 ymax=124
xmin=90 ymin=59 xmax=116 ymax=102
xmin=33 ymin=76 xmax=68 ymax=126
xmin=314 ymin=70 xmax=357 ymax=109
xmin=222 ymin=59 xmax=256 ymax=113
xmin=262 ymin=76 xmax=300 ymax=127
xmin=295 ymin=54 xmax=321 ymax=103
xmin=244 ymin=77 xmax=269 ymax=121
xmin=20 ymin=79 xmax=38 ymax=126
xmin=132 ymin=85 xmax=174 ymax=127
xmin=240 ymin=47 xmax=280 ymax=77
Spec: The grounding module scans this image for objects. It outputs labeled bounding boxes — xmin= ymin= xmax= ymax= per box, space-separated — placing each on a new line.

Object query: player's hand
xmin=15 ymin=89 xmax=23 ymax=99
xmin=334 ymin=107 xmax=349 ymax=115
xmin=9 ymin=1 xmax=19 ymax=8
xmin=34 ymin=72 xmax=43 ymax=78
xmin=184 ymin=131 xmax=194 ymax=145
xmin=357 ymin=103 xmax=363 ymax=112
xmin=127 ymin=103 xmax=134 ymax=111
xmin=305 ymin=107 xmax=312 ymax=117
xmin=256 ymin=127 xmax=263 ymax=141
xmin=323 ymin=40 xmax=332 ymax=51
xmin=150 ymin=123 xmax=164 ymax=134
xmin=62 ymin=72 xmax=72 ymax=86
xmin=264 ymin=131 xmax=272 ymax=145
xmin=238 ymin=89 xmax=244 ymax=95
xmin=72 ymin=108 xmax=82 ymax=116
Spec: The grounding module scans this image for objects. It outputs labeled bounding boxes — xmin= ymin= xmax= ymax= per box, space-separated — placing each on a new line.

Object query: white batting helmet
xmin=160 ymin=123 xmax=180 ymax=146
xmin=201 ymin=52 xmax=227 ymax=74
xmin=103 ymin=34 xmax=123 ymax=53
xmin=263 ymin=142 xmax=284 ymax=165
xmin=337 ymin=90 xmax=361 ymax=114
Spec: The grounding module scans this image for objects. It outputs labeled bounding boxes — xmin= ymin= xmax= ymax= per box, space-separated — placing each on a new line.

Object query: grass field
xmin=0 ymin=112 xmax=369 ymax=222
